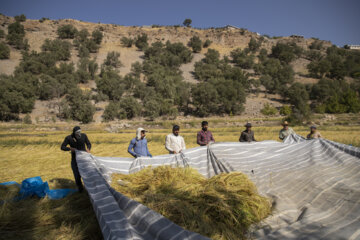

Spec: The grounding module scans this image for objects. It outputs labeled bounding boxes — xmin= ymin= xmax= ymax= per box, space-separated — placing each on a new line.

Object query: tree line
xmin=0 ymin=18 xmax=359 ymax=123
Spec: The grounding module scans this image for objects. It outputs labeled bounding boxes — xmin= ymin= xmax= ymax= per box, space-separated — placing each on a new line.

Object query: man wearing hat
xmin=128 ymin=128 xmax=152 ymax=158
xmin=279 ymin=121 xmax=295 ymax=140
xmin=165 ymin=125 xmax=186 ymax=154
xmin=239 ymin=123 xmax=256 ymax=142
xmin=61 ymin=126 xmax=91 ymax=192
xmin=307 ymin=125 xmax=322 ymax=139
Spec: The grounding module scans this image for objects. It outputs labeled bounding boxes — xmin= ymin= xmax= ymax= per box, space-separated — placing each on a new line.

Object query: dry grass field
xmin=1 ymin=122 xmax=360 ymax=239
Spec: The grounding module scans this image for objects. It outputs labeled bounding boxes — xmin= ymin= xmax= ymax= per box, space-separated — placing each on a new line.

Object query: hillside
xmin=1 ymin=14 xmax=358 ymax=124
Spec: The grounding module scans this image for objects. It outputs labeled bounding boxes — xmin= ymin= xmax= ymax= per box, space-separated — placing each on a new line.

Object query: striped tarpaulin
xmin=76 ymin=134 xmax=360 ymax=240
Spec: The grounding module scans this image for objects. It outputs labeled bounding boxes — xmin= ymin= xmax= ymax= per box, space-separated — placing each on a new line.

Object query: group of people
xmin=61 ymin=121 xmax=322 ymax=191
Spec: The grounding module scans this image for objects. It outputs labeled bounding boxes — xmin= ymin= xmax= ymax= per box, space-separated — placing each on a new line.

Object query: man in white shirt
xmin=165 ymin=125 xmax=186 ymax=154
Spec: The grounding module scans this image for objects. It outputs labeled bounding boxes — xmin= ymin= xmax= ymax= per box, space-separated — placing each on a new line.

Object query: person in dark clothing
xmin=239 ymin=123 xmax=256 ymax=142
xmin=61 ymin=126 xmax=91 ymax=192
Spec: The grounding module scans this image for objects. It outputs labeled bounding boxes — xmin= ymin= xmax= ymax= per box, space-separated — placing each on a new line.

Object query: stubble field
xmin=1 ymin=123 xmax=359 ymax=239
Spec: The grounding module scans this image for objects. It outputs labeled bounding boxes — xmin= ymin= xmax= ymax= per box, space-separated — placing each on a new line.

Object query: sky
xmin=0 ymin=0 xmax=359 ymax=46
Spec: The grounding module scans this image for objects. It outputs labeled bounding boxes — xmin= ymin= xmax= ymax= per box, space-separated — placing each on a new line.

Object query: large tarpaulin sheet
xmin=76 ymin=134 xmax=360 ymax=240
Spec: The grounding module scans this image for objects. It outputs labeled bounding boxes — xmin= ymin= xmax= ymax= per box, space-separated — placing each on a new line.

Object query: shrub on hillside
xmin=271 ymin=42 xmax=302 ymax=64
xmin=188 ymin=36 xmax=202 ymax=53
xmin=41 ymin=39 xmax=71 ymax=61
xmin=23 ymin=113 xmax=32 ymax=124
xmin=14 ymin=14 xmax=26 ymax=22
xmin=279 ymin=105 xmax=292 ymax=116
xmin=0 ymin=42 xmax=10 ymax=59
xmin=203 ymin=39 xmax=212 ymax=48
xmin=121 ymin=37 xmax=133 ymax=47
xmin=0 ymin=29 xmax=5 ymax=38
xmin=92 ymin=29 xmax=103 ymax=45
xmin=6 ymin=21 xmax=29 ymax=50
xmin=57 ymin=25 xmax=78 ymax=39
xmin=260 ymin=103 xmax=278 ymax=116
xmin=248 ymin=37 xmax=261 ymax=52
xmin=230 ymin=48 xmax=254 ymax=69
xmin=135 ymin=33 xmax=148 ymax=51
xmin=103 ymin=51 xmax=121 ymax=68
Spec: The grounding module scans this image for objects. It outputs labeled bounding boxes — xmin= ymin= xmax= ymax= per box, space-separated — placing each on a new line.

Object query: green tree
xmin=0 ymin=42 xmax=10 ymax=59
xmin=103 ymin=51 xmax=121 ymax=68
xmin=59 ymin=88 xmax=95 ymax=123
xmin=7 ymin=21 xmax=28 ymax=50
xmin=57 ymin=25 xmax=78 ymax=39
xmin=119 ymin=96 xmax=141 ymax=119
xmin=271 ymin=42 xmax=302 ymax=64
xmin=188 ymin=36 xmax=202 ymax=53
xmin=183 ymin=19 xmax=192 ymax=27
xmin=92 ymin=29 xmax=103 ymax=44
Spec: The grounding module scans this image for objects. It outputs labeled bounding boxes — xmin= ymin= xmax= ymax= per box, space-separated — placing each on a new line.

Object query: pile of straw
xmin=112 ymin=166 xmax=271 ymax=240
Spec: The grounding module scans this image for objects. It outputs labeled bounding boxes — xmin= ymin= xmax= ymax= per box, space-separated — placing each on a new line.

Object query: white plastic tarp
xmin=76 ymin=134 xmax=360 ymax=240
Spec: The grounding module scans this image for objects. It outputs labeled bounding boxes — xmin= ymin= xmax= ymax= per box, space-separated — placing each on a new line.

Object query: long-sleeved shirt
xmin=128 ymin=138 xmax=152 ymax=158
xmin=307 ymin=131 xmax=322 ymax=139
xmin=279 ymin=127 xmax=295 ymax=140
xmin=165 ymin=134 xmax=186 ymax=154
xmin=61 ymin=133 xmax=91 ymax=160
xmin=239 ymin=130 xmax=256 ymax=142
xmin=197 ymin=130 xmax=215 ymax=146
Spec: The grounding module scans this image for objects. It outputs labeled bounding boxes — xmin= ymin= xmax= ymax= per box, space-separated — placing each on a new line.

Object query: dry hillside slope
xmin=0 ymin=15 xmax=333 ymax=122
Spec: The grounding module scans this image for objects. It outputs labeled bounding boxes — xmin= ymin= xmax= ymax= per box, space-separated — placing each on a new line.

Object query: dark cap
xmin=310 ymin=125 xmax=317 ymax=129
xmin=173 ymin=125 xmax=180 ymax=131
xmin=201 ymin=121 xmax=208 ymax=126
xmin=73 ymin=126 xmax=81 ymax=133
xmin=245 ymin=123 xmax=252 ymax=128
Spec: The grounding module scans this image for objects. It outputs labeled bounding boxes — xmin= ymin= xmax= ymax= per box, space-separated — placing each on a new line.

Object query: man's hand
xmin=70 ymin=147 xmax=76 ymax=153
xmin=86 ymin=149 xmax=90 ymax=153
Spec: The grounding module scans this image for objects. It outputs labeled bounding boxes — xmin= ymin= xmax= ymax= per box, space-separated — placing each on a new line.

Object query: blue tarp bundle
xmin=0 ymin=176 xmax=77 ymax=200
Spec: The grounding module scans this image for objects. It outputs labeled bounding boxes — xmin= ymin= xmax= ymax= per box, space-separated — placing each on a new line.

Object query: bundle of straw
xmin=112 ymin=166 xmax=271 ymax=240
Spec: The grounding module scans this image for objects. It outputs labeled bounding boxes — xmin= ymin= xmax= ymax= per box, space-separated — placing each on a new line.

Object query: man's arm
xmin=127 ymin=139 xmax=137 ymax=157
xmin=197 ymin=132 xmax=205 ymax=146
xmin=84 ymin=134 xmax=91 ymax=152
xmin=145 ymin=141 xmax=152 ymax=157
xmin=239 ymin=133 xmax=245 ymax=142
xmin=181 ymin=137 xmax=186 ymax=151
xmin=252 ymin=132 xmax=256 ymax=142
xmin=279 ymin=131 xmax=284 ymax=140
xmin=210 ymin=132 xmax=215 ymax=142
xmin=165 ymin=135 xmax=174 ymax=153
xmin=61 ymin=137 xmax=71 ymax=151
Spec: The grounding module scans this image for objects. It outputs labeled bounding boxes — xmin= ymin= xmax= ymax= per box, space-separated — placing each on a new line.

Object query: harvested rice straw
xmin=112 ymin=166 xmax=271 ymax=240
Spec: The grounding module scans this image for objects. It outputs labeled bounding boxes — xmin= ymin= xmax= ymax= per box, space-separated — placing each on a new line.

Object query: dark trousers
xmin=71 ymin=158 xmax=83 ymax=190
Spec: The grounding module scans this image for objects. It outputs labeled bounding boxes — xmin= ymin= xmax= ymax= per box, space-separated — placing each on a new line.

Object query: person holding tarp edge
xmin=128 ymin=128 xmax=152 ymax=158
xmin=61 ymin=126 xmax=91 ymax=192
xmin=279 ymin=121 xmax=295 ymax=140
xmin=239 ymin=123 xmax=256 ymax=142
xmin=197 ymin=121 xmax=215 ymax=146
xmin=165 ymin=125 xmax=186 ymax=154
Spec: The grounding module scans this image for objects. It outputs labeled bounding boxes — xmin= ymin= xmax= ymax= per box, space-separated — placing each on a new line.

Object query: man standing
xmin=128 ymin=128 xmax=152 ymax=158
xmin=239 ymin=123 xmax=256 ymax=142
xmin=165 ymin=125 xmax=186 ymax=154
xmin=61 ymin=126 xmax=91 ymax=192
xmin=197 ymin=121 xmax=215 ymax=146
xmin=307 ymin=125 xmax=322 ymax=139
xmin=279 ymin=121 xmax=295 ymax=140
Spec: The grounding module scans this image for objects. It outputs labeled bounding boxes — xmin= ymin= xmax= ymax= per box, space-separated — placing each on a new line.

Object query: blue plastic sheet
xmin=0 ymin=176 xmax=78 ymax=201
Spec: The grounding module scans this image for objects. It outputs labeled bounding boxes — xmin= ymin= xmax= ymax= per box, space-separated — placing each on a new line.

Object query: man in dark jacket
xmin=239 ymin=123 xmax=256 ymax=142
xmin=61 ymin=126 xmax=91 ymax=192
